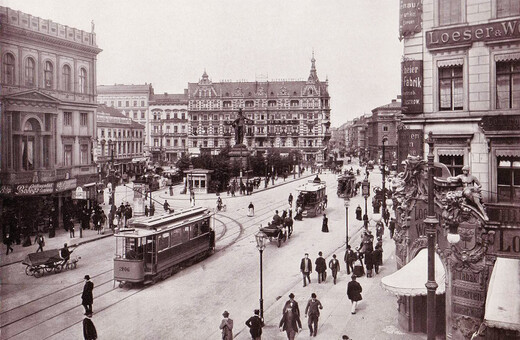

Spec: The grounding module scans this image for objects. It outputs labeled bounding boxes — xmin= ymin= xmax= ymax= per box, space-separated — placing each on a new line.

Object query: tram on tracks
xmin=114 ymin=206 xmax=215 ymax=287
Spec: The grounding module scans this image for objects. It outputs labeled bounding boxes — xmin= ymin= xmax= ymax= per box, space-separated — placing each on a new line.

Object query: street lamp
xmin=424 ymin=131 xmax=439 ymax=340
xmin=255 ymin=230 xmax=268 ymax=319
xmin=361 ymin=177 xmax=370 ymax=230
xmin=381 ymin=136 xmax=388 ymax=225
xmin=344 ymin=198 xmax=350 ymax=249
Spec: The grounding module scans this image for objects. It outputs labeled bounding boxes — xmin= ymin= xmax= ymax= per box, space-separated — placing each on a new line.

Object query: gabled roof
xmin=3 ymin=89 xmax=60 ymax=104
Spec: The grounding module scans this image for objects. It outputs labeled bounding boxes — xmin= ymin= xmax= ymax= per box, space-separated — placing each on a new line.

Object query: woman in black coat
xmin=365 ymin=250 xmax=374 ymax=278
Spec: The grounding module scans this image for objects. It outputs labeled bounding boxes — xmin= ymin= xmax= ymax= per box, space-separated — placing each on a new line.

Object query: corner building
xmin=393 ymin=1 xmax=520 ymax=339
xmin=0 ymin=7 xmax=101 ymax=235
xmin=187 ymin=56 xmax=331 ymax=163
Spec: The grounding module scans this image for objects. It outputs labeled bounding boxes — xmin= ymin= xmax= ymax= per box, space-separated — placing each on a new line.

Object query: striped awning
xmin=484 ymin=257 xmax=520 ymax=331
xmin=437 ymin=58 xmax=464 ymax=68
xmin=495 ymin=53 xmax=520 ymax=62
xmin=438 ymin=149 xmax=465 ymax=156
xmin=496 ymin=149 xmax=520 ymax=158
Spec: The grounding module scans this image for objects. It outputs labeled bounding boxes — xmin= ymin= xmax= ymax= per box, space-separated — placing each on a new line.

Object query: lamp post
xmin=424 ymin=131 xmax=439 ymax=340
xmin=362 ymin=177 xmax=370 ymax=230
xmin=344 ymin=198 xmax=350 ymax=249
xmin=381 ymin=136 xmax=388 ymax=225
xmin=255 ymin=230 xmax=268 ymax=319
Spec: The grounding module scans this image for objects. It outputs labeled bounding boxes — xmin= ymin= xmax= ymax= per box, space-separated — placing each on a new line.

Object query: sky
xmin=2 ymin=0 xmax=403 ymax=127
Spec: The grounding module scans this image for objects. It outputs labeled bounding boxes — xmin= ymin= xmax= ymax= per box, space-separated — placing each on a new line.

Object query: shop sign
xmin=426 ymin=19 xmax=520 ymax=49
xmin=55 ymin=179 xmax=77 ymax=193
xmin=73 ymin=186 xmax=87 ymax=200
xmin=15 ymin=183 xmax=54 ymax=196
xmin=0 ymin=185 xmax=13 ymax=195
xmin=492 ymin=229 xmax=520 ymax=255
xmin=397 ymin=129 xmax=424 ymax=171
xmin=399 ymin=0 xmax=422 ymax=39
xmin=401 ymin=60 xmax=423 ymax=114
xmin=479 ymin=114 xmax=520 ymax=132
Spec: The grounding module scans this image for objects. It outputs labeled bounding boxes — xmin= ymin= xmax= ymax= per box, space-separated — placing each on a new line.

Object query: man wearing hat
xmin=300 ymin=253 xmax=312 ymax=287
xmin=280 ymin=293 xmax=302 ymax=340
xmin=219 ymin=311 xmax=233 ymax=340
xmin=245 ymin=309 xmax=264 ymax=340
xmin=347 ymin=275 xmax=363 ymax=314
xmin=81 ymin=275 xmax=94 ymax=315
xmin=82 ymin=313 xmax=97 ymax=340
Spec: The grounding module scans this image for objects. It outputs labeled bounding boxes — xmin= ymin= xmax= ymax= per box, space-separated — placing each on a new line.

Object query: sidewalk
xmin=233 ymin=228 xmax=428 ymax=340
xmin=0 ymin=220 xmax=114 ymax=268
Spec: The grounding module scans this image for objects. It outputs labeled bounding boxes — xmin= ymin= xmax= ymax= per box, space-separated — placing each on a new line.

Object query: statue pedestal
xmin=229 ymin=144 xmax=250 ymax=169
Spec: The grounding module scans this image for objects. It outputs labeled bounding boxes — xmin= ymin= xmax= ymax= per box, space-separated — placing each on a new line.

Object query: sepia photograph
xmin=0 ymin=1 xmax=519 ymax=339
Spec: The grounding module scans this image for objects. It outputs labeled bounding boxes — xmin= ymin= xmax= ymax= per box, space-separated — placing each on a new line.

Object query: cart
xmin=22 ymin=248 xmax=79 ymax=278
xmin=260 ymin=224 xmax=288 ymax=247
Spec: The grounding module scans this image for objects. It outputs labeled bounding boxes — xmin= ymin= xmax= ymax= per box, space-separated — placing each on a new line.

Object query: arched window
xmin=62 ymin=65 xmax=71 ymax=91
xmin=3 ymin=53 xmax=15 ymax=85
xmin=25 ymin=57 xmax=35 ymax=86
xmin=79 ymin=68 xmax=87 ymax=93
xmin=44 ymin=61 xmax=53 ymax=88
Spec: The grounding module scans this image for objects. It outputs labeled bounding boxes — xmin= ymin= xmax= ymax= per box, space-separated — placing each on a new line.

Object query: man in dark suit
xmin=82 ymin=275 xmax=94 ymax=315
xmin=305 ymin=293 xmax=323 ymax=337
xmin=300 ymin=253 xmax=312 ymax=287
xmin=83 ymin=313 xmax=97 ymax=340
xmin=245 ymin=309 xmax=264 ymax=340
xmin=280 ymin=293 xmax=302 ymax=340
xmin=315 ymin=252 xmax=327 ymax=283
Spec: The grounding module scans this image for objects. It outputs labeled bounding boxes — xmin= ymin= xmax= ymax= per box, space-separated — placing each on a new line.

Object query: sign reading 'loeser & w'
xmin=426 ymin=19 xmax=520 ymax=49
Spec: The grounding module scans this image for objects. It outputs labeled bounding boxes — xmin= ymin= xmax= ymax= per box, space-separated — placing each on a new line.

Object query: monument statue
xmin=447 ymin=165 xmax=488 ymax=221
xmin=229 ymin=108 xmax=254 ymax=146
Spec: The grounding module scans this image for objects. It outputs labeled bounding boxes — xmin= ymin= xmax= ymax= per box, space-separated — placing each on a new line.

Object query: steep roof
xmin=372 ymin=100 xmax=402 ymax=113
xmin=97 ymin=104 xmax=145 ymax=129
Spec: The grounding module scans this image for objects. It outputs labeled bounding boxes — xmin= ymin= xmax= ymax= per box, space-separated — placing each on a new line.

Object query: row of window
xmin=63 ymin=112 xmax=89 ymax=126
xmin=154 ymin=139 xmax=186 ymax=147
xmin=99 ymin=129 xmax=143 ymax=138
xmin=100 ymin=141 xmax=142 ymax=156
xmin=2 ymin=53 xmax=88 ymax=93
xmin=152 ymin=112 xmax=186 ymax=120
xmin=157 ymin=219 xmax=211 ymax=252
xmin=219 ymin=100 xmax=322 ymax=108
xmin=153 ymin=125 xmax=186 ymax=134
xmin=439 ymin=60 xmax=520 ymax=111
xmin=187 ymin=138 xmax=320 ymax=149
xmin=63 ymin=144 xmax=90 ymax=167
xmin=439 ymin=0 xmax=520 ymax=26
xmin=189 ymin=126 xmax=316 ymax=135
xmin=102 ymin=100 xmax=146 ymax=108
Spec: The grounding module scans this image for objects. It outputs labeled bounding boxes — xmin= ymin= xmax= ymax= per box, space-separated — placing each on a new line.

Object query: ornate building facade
xmin=367 ymin=99 xmax=402 ymax=166
xmin=149 ymin=91 xmax=189 ymax=164
xmin=97 ymin=84 xmax=153 ymax=154
xmin=391 ymin=1 xmax=520 ymax=338
xmin=0 ymin=6 xmax=101 ymax=232
xmin=95 ymin=104 xmax=146 ymax=178
xmin=187 ymin=56 xmax=331 ymax=163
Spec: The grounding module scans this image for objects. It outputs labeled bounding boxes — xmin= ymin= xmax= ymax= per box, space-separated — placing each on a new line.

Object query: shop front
xmin=184 ymin=169 xmax=213 ymax=194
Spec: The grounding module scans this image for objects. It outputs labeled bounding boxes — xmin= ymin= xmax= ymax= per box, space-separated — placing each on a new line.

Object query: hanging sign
xmin=401 ymin=60 xmax=423 ymax=114
xmin=399 ymin=0 xmax=422 ymax=39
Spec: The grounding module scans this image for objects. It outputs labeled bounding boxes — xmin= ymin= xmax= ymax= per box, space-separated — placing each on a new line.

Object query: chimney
xmin=164 ymin=92 xmax=168 ymax=96
xmin=392 ymin=99 xmax=396 ymax=103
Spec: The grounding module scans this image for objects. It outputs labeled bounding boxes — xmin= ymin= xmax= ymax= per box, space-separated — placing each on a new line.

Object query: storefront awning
xmin=381 ymin=248 xmax=445 ymax=296
xmin=132 ymin=157 xmax=148 ymax=163
xmin=438 ymin=149 xmax=465 ymax=156
xmin=495 ymin=149 xmax=520 ymax=157
xmin=484 ymin=257 xmax=520 ymax=331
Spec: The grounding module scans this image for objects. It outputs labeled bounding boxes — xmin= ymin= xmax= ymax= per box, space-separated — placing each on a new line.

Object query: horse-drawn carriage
xmin=259 ymin=213 xmax=293 ymax=247
xmin=23 ymin=248 xmax=80 ymax=278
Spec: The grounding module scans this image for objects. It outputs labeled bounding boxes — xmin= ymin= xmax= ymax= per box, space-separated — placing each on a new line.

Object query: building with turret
xmin=186 ymin=55 xmax=331 ymax=164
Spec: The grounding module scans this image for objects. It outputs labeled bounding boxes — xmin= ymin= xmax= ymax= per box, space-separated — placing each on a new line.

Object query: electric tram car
xmin=114 ymin=207 xmax=215 ymax=287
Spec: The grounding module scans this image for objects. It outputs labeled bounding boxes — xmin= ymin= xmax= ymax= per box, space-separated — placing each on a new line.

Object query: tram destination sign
xmin=427 ymin=19 xmax=520 ymax=49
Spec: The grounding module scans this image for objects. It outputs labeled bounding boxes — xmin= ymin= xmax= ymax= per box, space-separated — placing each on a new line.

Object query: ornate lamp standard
xmin=424 ymin=131 xmax=439 ymax=340
xmin=255 ymin=230 xmax=268 ymax=319
xmin=381 ymin=136 xmax=388 ymax=225
xmin=344 ymin=198 xmax=350 ymax=249
xmin=361 ymin=176 xmax=370 ymax=230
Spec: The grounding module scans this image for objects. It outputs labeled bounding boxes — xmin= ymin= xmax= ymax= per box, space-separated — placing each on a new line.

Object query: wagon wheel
xmin=277 ymin=231 xmax=283 ymax=247
xmin=25 ymin=265 xmax=34 ymax=276
xmin=54 ymin=264 xmax=63 ymax=274
xmin=45 ymin=266 xmax=53 ymax=273
xmin=283 ymin=231 xmax=287 ymax=242
xmin=33 ymin=268 xmax=43 ymax=278
xmin=315 ymin=206 xmax=321 ymax=216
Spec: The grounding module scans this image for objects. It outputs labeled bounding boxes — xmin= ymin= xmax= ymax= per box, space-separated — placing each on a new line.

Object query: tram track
xmin=4 ymin=177 xmax=332 ymax=339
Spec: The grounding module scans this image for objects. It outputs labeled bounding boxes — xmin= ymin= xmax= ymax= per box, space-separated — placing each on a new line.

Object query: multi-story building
xmin=187 ymin=55 xmax=331 ymax=163
xmin=149 ymin=91 xmax=189 ymax=164
xmin=97 ymin=84 xmax=153 ymax=153
xmin=388 ymin=1 xmax=520 ymax=339
xmin=367 ymin=99 xmax=402 ymax=166
xmin=329 ymin=122 xmax=349 ymax=159
xmin=0 ymin=6 xmax=101 ymax=231
xmin=348 ymin=115 xmax=370 ymax=162
xmin=95 ymin=104 xmax=146 ymax=177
